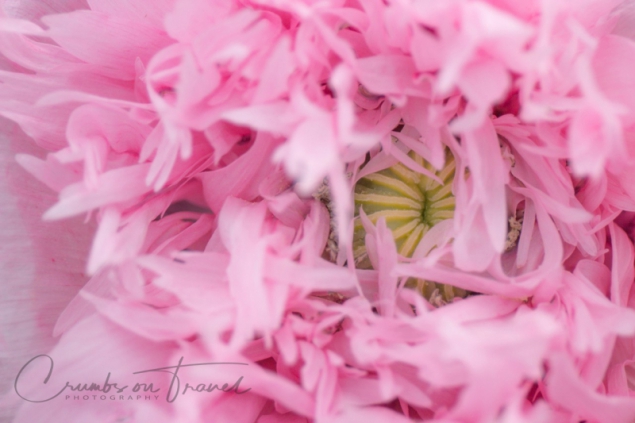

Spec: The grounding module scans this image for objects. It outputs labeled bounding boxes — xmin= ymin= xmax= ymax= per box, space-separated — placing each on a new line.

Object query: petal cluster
xmin=2 ymin=0 xmax=635 ymax=422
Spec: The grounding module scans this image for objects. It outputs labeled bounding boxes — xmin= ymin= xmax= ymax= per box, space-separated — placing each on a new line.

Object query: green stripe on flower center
xmin=353 ymin=150 xmax=467 ymax=305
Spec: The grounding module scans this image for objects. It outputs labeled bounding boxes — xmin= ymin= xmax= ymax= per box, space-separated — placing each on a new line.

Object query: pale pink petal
xmin=43 ymin=11 xmax=171 ymax=80
xmin=546 ymin=353 xmax=635 ymax=423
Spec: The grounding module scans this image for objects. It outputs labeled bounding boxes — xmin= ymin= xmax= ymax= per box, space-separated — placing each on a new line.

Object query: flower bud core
xmin=353 ymin=150 xmax=467 ymax=304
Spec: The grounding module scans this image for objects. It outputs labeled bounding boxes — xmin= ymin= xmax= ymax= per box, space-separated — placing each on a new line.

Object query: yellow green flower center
xmin=353 ymin=150 xmax=467 ymax=305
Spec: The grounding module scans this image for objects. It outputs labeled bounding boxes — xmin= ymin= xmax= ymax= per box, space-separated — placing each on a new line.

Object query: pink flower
xmin=3 ymin=0 xmax=635 ymax=422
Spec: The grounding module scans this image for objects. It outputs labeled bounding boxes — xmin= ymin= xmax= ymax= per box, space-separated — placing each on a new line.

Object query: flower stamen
xmin=353 ymin=150 xmax=467 ymax=304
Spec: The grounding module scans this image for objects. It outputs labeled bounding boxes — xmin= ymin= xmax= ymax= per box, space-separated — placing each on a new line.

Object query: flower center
xmin=353 ymin=150 xmax=467 ymax=305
